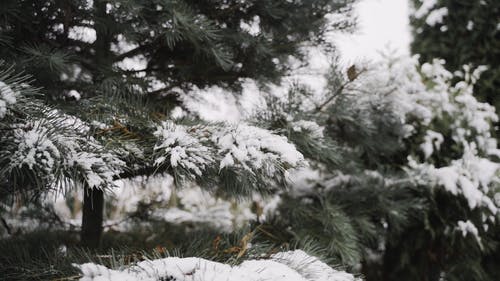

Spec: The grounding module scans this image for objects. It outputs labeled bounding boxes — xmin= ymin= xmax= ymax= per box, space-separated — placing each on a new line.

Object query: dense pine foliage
xmin=0 ymin=1 xmax=499 ymax=281
xmin=410 ymin=0 xmax=500 ymax=111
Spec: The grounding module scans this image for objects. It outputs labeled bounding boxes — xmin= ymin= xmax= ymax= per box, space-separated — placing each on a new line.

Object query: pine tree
xmin=2 ymin=1 xmax=498 ymax=280
xmin=405 ymin=1 xmax=500 ymax=280
xmin=0 ymin=0 xmax=354 ymax=249
xmin=410 ymin=0 xmax=500 ymax=112
xmin=252 ymin=56 xmax=500 ymax=280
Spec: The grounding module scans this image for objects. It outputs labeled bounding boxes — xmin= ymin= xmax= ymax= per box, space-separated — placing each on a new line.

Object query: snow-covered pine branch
xmin=152 ymin=121 xmax=306 ymax=196
xmin=75 ymin=250 xmax=359 ymax=281
xmin=0 ymin=67 xmax=127 ymax=198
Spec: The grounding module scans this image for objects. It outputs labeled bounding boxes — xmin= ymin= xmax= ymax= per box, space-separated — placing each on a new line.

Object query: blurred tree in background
xmin=410 ymin=0 xmax=500 ymax=112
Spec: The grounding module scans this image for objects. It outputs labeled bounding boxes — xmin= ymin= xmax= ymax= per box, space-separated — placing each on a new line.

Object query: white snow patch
xmin=68 ymin=26 xmax=96 ymax=43
xmin=0 ymin=81 xmax=17 ymax=119
xmin=457 ymin=220 xmax=482 ymax=247
xmin=153 ymin=122 xmax=214 ymax=178
xmin=420 ymin=130 xmax=444 ymax=159
xmin=214 ymin=124 xmax=305 ymax=173
xmin=425 ymin=7 xmax=448 ymax=26
xmin=75 ymin=250 xmax=359 ymax=281
xmin=240 ymin=15 xmax=261 ymax=36
xmin=467 ymin=21 xmax=474 ymax=31
xmin=66 ymin=90 xmax=81 ymax=101
xmin=413 ymin=0 xmax=439 ymax=19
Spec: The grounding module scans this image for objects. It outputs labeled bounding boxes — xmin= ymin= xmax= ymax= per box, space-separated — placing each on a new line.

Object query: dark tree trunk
xmin=78 ymin=0 xmax=110 ymax=250
xmin=81 ymin=187 xmax=104 ymax=249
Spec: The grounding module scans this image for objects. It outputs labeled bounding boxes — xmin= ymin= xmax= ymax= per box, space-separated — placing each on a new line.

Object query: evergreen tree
xmin=404 ymin=1 xmax=500 ymax=280
xmin=0 ymin=0 xmax=353 ymax=249
xmin=255 ymin=56 xmax=500 ymax=280
xmin=1 ymin=1 xmax=498 ymax=280
xmin=410 ymin=0 xmax=500 ymax=112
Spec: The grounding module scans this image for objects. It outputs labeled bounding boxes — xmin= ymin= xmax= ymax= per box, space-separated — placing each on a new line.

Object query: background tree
xmin=410 ymin=0 xmax=500 ymax=112
xmin=408 ymin=1 xmax=500 ymax=280
xmin=253 ymin=56 xmax=500 ymax=281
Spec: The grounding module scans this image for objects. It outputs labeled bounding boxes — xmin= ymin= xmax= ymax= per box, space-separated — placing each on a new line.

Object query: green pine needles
xmin=0 ymin=1 xmax=499 ymax=281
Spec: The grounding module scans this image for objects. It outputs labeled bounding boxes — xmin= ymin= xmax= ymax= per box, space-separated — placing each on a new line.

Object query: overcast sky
xmin=336 ymin=0 xmax=411 ymax=64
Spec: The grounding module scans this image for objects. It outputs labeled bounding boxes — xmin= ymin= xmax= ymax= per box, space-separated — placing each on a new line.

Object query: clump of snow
xmin=66 ymin=149 xmax=124 ymax=188
xmin=425 ymin=7 xmax=448 ymax=26
xmin=110 ymin=34 xmax=140 ymax=55
xmin=153 ymin=121 xmax=214 ymax=178
xmin=409 ymin=144 xmax=498 ymax=213
xmin=115 ymin=54 xmax=148 ymax=71
xmin=291 ymin=120 xmax=325 ymax=140
xmin=286 ymin=167 xmax=322 ymax=196
xmin=420 ymin=130 xmax=444 ymax=159
xmin=7 ymin=114 xmax=125 ymax=189
xmin=75 ymin=250 xmax=359 ymax=281
xmin=413 ymin=0 xmax=448 ymax=26
xmin=413 ymin=1 xmax=448 ymax=26
xmin=240 ymin=15 xmax=261 ymax=36
xmin=214 ymin=124 xmax=305 ymax=173
xmin=0 ymin=80 xmax=17 ymax=119
xmin=66 ymin=89 xmax=81 ymax=101
xmin=170 ymin=106 xmax=185 ymax=119
xmin=413 ymin=0 xmax=439 ymax=19
xmin=68 ymin=26 xmax=97 ymax=44
xmin=270 ymin=250 xmax=360 ymax=281
xmin=11 ymin=121 xmax=61 ymax=172
xmin=467 ymin=21 xmax=474 ymax=31
xmin=456 ymin=220 xmax=482 ymax=247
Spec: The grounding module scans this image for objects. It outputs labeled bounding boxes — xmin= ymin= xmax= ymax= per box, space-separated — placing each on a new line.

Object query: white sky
xmin=336 ymin=0 xmax=411 ymax=64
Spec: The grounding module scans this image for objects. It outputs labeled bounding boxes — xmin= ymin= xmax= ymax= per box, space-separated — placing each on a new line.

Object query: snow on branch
xmin=153 ymin=121 xmax=306 ymax=186
xmin=75 ymin=250 xmax=359 ymax=281
xmin=215 ymin=124 xmax=305 ymax=174
xmin=0 ymin=81 xmax=17 ymax=119
xmin=153 ymin=121 xmax=215 ymax=180
xmin=3 ymin=111 xmax=125 ymax=192
xmin=381 ymin=57 xmax=500 ymax=215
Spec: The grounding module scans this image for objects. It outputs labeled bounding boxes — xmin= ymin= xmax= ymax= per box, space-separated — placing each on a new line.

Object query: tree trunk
xmin=81 ymin=187 xmax=104 ymax=249
xmin=78 ymin=0 xmax=109 ymax=250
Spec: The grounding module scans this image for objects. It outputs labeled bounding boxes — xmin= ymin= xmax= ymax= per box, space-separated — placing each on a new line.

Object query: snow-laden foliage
xmin=3 ymin=115 xmax=125 ymax=191
xmin=10 ymin=120 xmax=62 ymax=173
xmin=413 ymin=0 xmax=448 ymax=27
xmin=215 ymin=124 xmax=305 ymax=173
xmin=153 ymin=122 xmax=214 ymax=180
xmin=153 ymin=120 xmax=306 ymax=193
xmin=242 ymin=53 xmax=500 ymax=272
xmin=0 ymin=81 xmax=17 ymax=119
xmin=334 ymin=57 xmax=499 ymax=217
xmin=325 ymin=56 xmax=500 ymax=251
xmin=397 ymin=58 xmax=499 ymax=218
xmin=0 ymin=74 xmax=126 ymax=196
xmin=408 ymin=148 xmax=498 ymax=213
xmin=457 ymin=220 xmax=482 ymax=247
xmin=75 ymin=250 xmax=359 ymax=281
xmin=413 ymin=0 xmax=439 ymax=17
xmin=291 ymin=120 xmax=325 ymax=140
